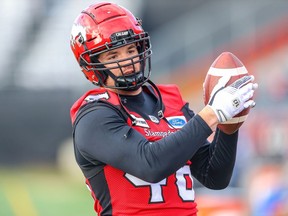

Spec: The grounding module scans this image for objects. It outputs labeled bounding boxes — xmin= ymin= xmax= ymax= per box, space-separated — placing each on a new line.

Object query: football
xmin=203 ymin=52 xmax=251 ymax=134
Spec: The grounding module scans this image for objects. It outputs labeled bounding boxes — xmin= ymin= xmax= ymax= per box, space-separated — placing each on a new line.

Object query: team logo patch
xmin=131 ymin=115 xmax=149 ymax=128
xmin=148 ymin=115 xmax=159 ymax=124
xmin=84 ymin=92 xmax=109 ymax=102
xmin=166 ymin=116 xmax=187 ymax=129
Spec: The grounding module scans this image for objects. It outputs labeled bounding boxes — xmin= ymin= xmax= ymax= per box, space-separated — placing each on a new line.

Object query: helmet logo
xmin=71 ymin=24 xmax=87 ymax=48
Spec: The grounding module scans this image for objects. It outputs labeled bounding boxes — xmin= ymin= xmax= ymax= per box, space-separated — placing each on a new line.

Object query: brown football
xmin=203 ymin=52 xmax=251 ymax=134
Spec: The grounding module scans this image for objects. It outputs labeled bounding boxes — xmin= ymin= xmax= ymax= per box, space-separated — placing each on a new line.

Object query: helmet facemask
xmin=80 ymin=30 xmax=152 ymax=91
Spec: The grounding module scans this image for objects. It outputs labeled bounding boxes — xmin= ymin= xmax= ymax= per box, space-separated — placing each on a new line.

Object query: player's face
xmin=98 ymin=44 xmax=141 ymax=89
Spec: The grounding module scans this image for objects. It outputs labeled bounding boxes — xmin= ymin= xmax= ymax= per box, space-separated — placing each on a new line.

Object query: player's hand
xmin=208 ymin=75 xmax=258 ymax=123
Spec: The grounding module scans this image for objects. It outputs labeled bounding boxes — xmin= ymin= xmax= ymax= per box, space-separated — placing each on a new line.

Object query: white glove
xmin=208 ymin=75 xmax=258 ymax=122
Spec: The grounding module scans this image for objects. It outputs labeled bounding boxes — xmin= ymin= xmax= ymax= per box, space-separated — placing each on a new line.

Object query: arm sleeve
xmin=190 ymin=129 xmax=238 ymax=189
xmin=74 ymin=105 xmax=213 ymax=183
xmin=181 ymin=102 xmax=238 ymax=189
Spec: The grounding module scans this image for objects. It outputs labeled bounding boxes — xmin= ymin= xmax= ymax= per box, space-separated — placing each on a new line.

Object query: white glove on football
xmin=208 ymin=75 xmax=258 ymax=123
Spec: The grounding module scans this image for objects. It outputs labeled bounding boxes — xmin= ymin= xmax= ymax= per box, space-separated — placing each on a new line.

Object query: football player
xmin=70 ymin=2 xmax=258 ymax=215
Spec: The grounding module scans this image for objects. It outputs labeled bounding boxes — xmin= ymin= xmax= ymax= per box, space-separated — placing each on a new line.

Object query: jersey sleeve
xmin=73 ymin=103 xmax=213 ymax=183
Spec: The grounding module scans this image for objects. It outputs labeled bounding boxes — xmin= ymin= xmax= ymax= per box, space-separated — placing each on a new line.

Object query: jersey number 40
xmin=125 ymin=165 xmax=195 ymax=203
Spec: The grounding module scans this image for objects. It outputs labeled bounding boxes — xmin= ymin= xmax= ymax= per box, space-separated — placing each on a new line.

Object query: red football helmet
xmin=70 ymin=2 xmax=152 ymax=90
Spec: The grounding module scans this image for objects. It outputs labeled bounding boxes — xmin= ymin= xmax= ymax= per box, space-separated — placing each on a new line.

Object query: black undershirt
xmin=119 ymin=89 xmax=158 ymax=117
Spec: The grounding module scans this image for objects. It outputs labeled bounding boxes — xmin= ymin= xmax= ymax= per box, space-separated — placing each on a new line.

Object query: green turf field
xmin=0 ymin=166 xmax=95 ymax=216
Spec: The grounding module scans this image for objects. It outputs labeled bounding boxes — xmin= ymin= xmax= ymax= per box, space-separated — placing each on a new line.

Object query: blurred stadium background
xmin=1 ymin=0 xmax=288 ymax=215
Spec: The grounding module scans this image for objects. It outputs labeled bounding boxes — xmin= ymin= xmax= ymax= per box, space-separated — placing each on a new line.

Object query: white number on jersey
xmin=125 ymin=165 xmax=195 ymax=203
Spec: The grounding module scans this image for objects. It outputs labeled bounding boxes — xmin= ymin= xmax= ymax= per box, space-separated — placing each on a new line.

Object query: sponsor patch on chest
xmin=131 ymin=114 xmax=150 ymax=128
xmin=166 ymin=116 xmax=187 ymax=129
